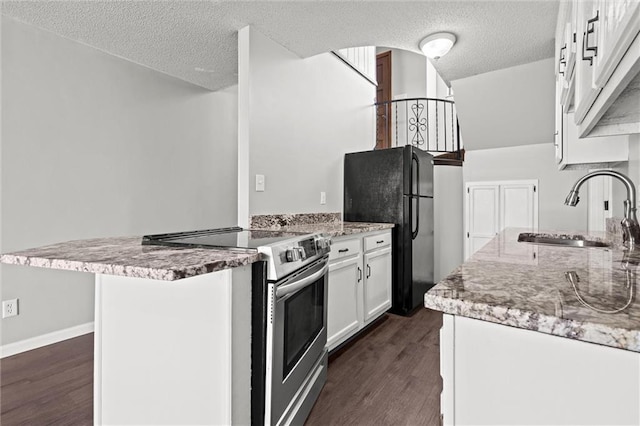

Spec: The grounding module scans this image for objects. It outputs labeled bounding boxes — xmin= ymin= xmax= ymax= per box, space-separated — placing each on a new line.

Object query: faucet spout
xmin=565 ymin=170 xmax=640 ymax=250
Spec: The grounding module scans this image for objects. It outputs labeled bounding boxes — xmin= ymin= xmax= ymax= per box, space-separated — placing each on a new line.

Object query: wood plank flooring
xmin=1 ymin=333 xmax=93 ymax=425
xmin=0 ymin=308 xmax=442 ymax=425
xmin=306 ymin=308 xmax=442 ymax=425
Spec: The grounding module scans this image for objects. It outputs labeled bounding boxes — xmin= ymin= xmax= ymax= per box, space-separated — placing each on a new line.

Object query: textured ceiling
xmin=1 ymin=0 xmax=560 ymax=91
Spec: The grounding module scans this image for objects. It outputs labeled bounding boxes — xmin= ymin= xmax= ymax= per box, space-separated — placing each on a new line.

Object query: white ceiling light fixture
xmin=419 ymin=32 xmax=456 ymax=60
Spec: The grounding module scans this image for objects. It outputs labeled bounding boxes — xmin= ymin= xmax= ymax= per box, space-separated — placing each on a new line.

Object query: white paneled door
xmin=465 ymin=180 xmax=539 ymax=259
xmin=587 ymin=174 xmax=612 ymax=233
xmin=466 ymin=185 xmax=499 ymax=259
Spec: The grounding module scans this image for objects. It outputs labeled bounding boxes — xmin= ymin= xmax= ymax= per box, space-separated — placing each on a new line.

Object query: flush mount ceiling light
xmin=419 ymin=32 xmax=456 ymax=59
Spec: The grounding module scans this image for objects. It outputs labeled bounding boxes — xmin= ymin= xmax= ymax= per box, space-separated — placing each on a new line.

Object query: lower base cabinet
xmin=440 ymin=314 xmax=640 ymax=425
xmin=327 ymin=230 xmax=392 ymax=351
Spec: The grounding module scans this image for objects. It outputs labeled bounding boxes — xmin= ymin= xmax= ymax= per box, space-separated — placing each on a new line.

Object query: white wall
xmin=1 ymin=17 xmax=238 ymax=345
xmin=464 ymin=144 xmax=590 ymax=232
xmin=434 ymin=166 xmax=464 ymax=282
xmin=452 ymin=58 xmax=555 ymax=151
xmin=239 ymin=26 xmax=375 ymax=217
xmin=379 ymin=48 xmax=427 ymax=99
xmin=626 ymin=135 xmax=640 ymax=195
xmin=427 ymin=59 xmax=449 ymax=100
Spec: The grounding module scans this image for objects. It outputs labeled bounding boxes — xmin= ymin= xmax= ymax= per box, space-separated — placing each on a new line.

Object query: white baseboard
xmin=1 ymin=322 xmax=94 ymax=358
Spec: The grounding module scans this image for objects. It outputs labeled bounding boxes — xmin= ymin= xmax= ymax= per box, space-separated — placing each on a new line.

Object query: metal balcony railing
xmin=375 ymin=97 xmax=461 ymax=158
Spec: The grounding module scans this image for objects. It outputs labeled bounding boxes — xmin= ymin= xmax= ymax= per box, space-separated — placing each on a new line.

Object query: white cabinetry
xmin=554 ymin=1 xmax=631 ymax=169
xmin=557 ymin=0 xmax=640 ymax=138
xmin=327 ymin=230 xmax=392 ymax=351
xmin=440 ymin=315 xmax=640 ymax=425
xmin=327 ymin=246 xmax=363 ymax=350
xmin=363 ymin=232 xmax=392 ymax=322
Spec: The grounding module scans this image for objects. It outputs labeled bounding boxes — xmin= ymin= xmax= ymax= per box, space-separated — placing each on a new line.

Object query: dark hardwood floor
xmin=1 ymin=333 xmax=93 ymax=425
xmin=0 ymin=309 xmax=442 ymax=425
xmin=306 ymin=308 xmax=442 ymax=425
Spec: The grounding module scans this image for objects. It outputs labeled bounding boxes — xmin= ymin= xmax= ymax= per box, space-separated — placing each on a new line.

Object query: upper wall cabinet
xmin=557 ymin=0 xmax=640 ymax=138
xmin=554 ymin=1 xmax=631 ymax=169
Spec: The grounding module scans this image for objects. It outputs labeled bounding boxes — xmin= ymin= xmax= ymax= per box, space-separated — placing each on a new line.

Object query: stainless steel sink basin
xmin=517 ymin=233 xmax=610 ymax=248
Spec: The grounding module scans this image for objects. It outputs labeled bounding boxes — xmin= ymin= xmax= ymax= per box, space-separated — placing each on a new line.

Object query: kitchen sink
xmin=517 ymin=233 xmax=610 ymax=248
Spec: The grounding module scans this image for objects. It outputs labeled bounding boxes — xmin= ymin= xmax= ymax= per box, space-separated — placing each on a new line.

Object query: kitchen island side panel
xmin=440 ymin=314 xmax=640 ymax=425
xmin=94 ymin=267 xmax=252 ymax=425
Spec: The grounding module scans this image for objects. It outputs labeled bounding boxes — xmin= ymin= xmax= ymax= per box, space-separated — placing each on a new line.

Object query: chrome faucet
xmin=565 ymin=170 xmax=640 ymax=250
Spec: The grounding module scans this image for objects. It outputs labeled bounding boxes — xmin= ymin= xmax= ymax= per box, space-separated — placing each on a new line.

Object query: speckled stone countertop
xmin=0 ymin=236 xmax=263 ymax=281
xmin=424 ymin=228 xmax=640 ymax=352
xmin=250 ymin=212 xmax=394 ymax=237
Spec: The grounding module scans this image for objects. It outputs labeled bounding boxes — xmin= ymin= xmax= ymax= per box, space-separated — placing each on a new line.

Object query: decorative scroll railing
xmin=375 ymin=97 xmax=461 ymax=158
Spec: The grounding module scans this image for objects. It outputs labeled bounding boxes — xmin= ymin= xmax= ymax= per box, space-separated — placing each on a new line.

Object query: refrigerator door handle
xmin=412 ymin=152 xmax=420 ymax=197
xmin=411 ymin=195 xmax=419 ymax=239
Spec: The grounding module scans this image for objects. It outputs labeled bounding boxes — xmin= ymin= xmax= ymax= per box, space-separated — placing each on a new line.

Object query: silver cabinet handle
xmin=357 ymin=267 xmax=362 ymax=282
xmin=582 ymin=10 xmax=599 ymax=66
xmin=559 ymin=44 xmax=567 ymax=75
xmin=366 ymin=264 xmax=371 ymax=279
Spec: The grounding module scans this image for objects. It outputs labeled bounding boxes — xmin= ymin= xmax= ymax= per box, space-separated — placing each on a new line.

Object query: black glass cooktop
xmin=142 ymin=226 xmax=306 ymax=250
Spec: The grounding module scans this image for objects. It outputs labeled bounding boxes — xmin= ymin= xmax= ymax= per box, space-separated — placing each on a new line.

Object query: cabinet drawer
xmin=329 ymin=238 xmax=361 ymax=261
xmin=364 ymin=232 xmax=391 ymax=252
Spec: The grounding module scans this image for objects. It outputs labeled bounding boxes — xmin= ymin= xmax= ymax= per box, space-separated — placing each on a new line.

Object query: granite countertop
xmin=424 ymin=228 xmax=640 ymax=352
xmin=0 ymin=236 xmax=262 ymax=281
xmin=250 ymin=212 xmax=394 ymax=237
xmin=0 ymin=213 xmax=394 ymax=281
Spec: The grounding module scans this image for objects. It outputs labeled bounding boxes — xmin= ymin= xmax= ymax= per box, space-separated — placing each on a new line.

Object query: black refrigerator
xmin=344 ymin=146 xmax=434 ymax=315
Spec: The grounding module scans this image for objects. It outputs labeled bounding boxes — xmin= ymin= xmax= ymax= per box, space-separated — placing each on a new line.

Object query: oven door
xmin=266 ymin=255 xmax=329 ymax=425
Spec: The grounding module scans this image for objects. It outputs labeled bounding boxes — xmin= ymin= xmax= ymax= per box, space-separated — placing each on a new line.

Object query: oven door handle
xmin=276 ymin=261 xmax=329 ymax=299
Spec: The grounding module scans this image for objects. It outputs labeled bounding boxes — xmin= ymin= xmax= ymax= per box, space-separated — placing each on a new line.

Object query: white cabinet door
xmin=574 ymin=0 xmax=601 ymax=124
xmin=593 ymin=0 xmax=640 ymax=88
xmin=363 ymin=246 xmax=392 ymax=323
xmin=499 ymin=183 xmax=538 ymax=231
xmin=466 ymin=185 xmax=499 ymax=259
xmin=327 ymin=255 xmax=363 ymax=351
xmin=466 ymin=181 xmax=539 ymax=260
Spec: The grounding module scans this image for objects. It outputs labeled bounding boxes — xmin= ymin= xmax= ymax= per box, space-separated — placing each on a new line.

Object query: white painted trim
xmin=237 ymin=26 xmax=250 ymax=228
xmin=0 ymin=321 xmax=94 ymax=358
xmin=440 ymin=314 xmax=455 ymax=426
xmin=94 ymin=274 xmax=103 ymax=425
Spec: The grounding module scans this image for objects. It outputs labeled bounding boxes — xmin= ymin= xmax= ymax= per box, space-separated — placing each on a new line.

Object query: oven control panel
xmin=285 ymin=247 xmax=306 ymax=262
xmin=260 ymin=234 xmax=332 ymax=280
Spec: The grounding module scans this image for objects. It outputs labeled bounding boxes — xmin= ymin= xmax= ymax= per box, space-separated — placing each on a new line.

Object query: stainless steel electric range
xmin=142 ymin=227 xmax=331 ymax=426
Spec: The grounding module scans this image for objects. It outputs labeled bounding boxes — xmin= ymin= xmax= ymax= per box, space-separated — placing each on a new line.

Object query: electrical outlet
xmin=2 ymin=299 xmax=19 ymax=319
xmin=320 ymin=192 xmax=326 ymax=205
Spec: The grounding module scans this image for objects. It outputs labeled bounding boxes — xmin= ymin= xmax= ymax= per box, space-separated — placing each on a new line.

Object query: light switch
xmin=255 ymin=174 xmax=265 ymax=192
xmin=320 ymin=192 xmax=326 ymax=205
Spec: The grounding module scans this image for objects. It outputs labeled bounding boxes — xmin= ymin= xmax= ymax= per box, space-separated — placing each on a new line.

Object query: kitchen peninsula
xmin=425 ymin=228 xmax=640 ymax=425
xmin=0 ymin=215 xmax=394 ymax=425
xmin=1 ymin=235 xmax=261 ymax=425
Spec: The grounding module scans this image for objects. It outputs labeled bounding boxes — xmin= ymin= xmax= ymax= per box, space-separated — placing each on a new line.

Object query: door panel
xmin=466 ymin=181 xmax=538 ymax=260
xmin=363 ymin=247 xmax=392 ymax=322
xmin=327 ymin=256 xmax=362 ymax=350
xmin=587 ymin=174 xmax=612 ymax=233
xmin=500 ymin=184 xmax=537 ymax=230
xmin=376 ymin=51 xmax=392 ymax=149
xmin=467 ymin=185 xmax=499 ymax=258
